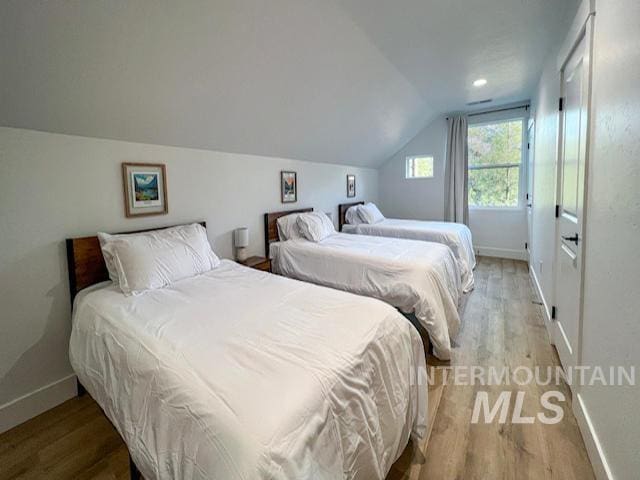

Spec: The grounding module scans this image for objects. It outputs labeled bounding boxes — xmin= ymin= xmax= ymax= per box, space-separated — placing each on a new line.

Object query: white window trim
xmin=468 ymin=115 xmax=527 ymax=210
xmin=405 ymin=155 xmax=434 ymax=179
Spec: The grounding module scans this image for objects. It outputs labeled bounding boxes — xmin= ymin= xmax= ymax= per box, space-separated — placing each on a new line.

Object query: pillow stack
xmin=98 ymin=223 xmax=219 ymax=296
xmin=296 ymin=212 xmax=336 ymax=242
xmin=276 ymin=213 xmax=305 ymax=241
xmin=350 ymin=203 xmax=385 ymax=225
xmin=345 ymin=206 xmax=364 ymax=225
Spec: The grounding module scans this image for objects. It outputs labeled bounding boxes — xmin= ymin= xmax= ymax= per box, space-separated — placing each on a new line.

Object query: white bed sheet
xmin=342 ymin=219 xmax=476 ymax=293
xmin=69 ymin=260 xmax=427 ymax=480
xmin=270 ymin=233 xmax=462 ymax=360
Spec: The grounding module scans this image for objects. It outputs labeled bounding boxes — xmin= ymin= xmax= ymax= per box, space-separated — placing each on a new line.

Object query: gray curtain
xmin=444 ymin=115 xmax=469 ymax=225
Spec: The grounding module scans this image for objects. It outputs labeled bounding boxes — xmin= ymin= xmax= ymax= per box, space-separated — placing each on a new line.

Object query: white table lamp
xmin=234 ymin=227 xmax=249 ymax=261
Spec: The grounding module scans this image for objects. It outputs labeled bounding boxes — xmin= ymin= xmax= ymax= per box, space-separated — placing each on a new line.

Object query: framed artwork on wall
xmin=122 ymin=162 xmax=168 ymax=217
xmin=347 ymin=174 xmax=356 ymax=198
xmin=281 ymin=171 xmax=297 ymax=203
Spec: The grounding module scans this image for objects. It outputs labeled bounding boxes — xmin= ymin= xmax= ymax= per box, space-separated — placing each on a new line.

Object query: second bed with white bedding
xmin=70 ymin=260 xmax=427 ymax=480
xmin=342 ymin=219 xmax=476 ymax=293
xmin=270 ymin=233 xmax=462 ymax=360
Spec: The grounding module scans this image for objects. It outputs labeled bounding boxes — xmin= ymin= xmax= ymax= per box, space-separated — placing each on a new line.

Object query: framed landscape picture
xmin=281 ymin=171 xmax=297 ymax=203
xmin=122 ymin=162 xmax=168 ymax=217
xmin=347 ymin=174 xmax=356 ymax=197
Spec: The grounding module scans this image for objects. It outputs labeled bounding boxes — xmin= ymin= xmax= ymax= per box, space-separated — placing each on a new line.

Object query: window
xmin=468 ymin=118 xmax=524 ymax=207
xmin=405 ymin=155 xmax=434 ymax=178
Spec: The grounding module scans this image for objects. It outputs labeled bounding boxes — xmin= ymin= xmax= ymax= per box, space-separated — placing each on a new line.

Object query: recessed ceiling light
xmin=473 ymin=78 xmax=487 ymax=87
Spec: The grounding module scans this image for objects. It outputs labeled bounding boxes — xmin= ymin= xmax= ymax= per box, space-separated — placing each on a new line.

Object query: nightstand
xmin=238 ymin=256 xmax=271 ymax=272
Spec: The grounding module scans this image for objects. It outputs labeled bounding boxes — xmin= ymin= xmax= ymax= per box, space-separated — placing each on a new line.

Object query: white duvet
xmin=69 ymin=260 xmax=427 ymax=480
xmin=343 ymin=219 xmax=476 ymax=293
xmin=270 ymin=233 xmax=462 ymax=360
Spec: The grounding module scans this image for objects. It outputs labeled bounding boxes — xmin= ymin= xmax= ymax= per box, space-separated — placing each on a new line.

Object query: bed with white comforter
xmin=342 ymin=219 xmax=476 ymax=292
xmin=270 ymin=233 xmax=462 ymax=360
xmin=70 ymin=260 xmax=427 ymax=480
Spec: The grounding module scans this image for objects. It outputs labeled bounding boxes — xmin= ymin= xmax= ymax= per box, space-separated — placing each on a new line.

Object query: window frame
xmin=467 ymin=116 xmax=527 ymax=211
xmin=405 ymin=155 xmax=435 ymax=179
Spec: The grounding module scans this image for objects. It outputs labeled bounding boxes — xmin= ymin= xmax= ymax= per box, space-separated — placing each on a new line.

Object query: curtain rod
xmin=468 ymin=104 xmax=529 ymax=117
xmin=447 ymin=104 xmax=530 ymax=120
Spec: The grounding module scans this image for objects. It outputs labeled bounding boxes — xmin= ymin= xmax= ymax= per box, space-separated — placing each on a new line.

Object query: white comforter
xmin=270 ymin=233 xmax=462 ymax=360
xmin=69 ymin=260 xmax=427 ymax=480
xmin=343 ymin=219 xmax=476 ymax=293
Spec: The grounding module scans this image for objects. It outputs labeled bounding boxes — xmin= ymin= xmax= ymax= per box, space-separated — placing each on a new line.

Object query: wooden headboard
xmin=338 ymin=201 xmax=365 ymax=231
xmin=65 ymin=221 xmax=206 ymax=304
xmin=263 ymin=208 xmax=313 ymax=257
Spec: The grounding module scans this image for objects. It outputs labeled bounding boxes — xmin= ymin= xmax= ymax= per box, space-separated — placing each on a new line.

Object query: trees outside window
xmin=468 ymin=119 xmax=523 ymax=207
xmin=406 ymin=156 xmax=434 ymax=178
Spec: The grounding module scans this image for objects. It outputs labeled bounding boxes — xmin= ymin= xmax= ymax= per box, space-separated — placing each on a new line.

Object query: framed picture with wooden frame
xmin=347 ymin=174 xmax=356 ymax=198
xmin=122 ymin=162 xmax=168 ymax=217
xmin=281 ymin=171 xmax=297 ymax=203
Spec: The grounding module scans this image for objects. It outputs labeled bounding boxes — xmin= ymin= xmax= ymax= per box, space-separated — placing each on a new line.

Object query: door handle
xmin=562 ymin=233 xmax=579 ymax=245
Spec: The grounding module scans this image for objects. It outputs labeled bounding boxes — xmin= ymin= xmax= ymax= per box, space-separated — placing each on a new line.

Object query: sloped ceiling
xmin=335 ymin=0 xmax=580 ymax=115
xmin=0 ymin=0 xmax=577 ymax=167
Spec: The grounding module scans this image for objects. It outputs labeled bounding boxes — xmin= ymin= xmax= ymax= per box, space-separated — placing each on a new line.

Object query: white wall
xmin=0 ymin=127 xmax=378 ymax=433
xmin=377 ymin=113 xmax=528 ymax=260
xmin=378 ymin=117 xmax=447 ymax=221
xmin=578 ymin=1 xmax=640 ymax=477
xmin=530 ymin=1 xmax=640 ymax=477
xmin=468 ymin=209 xmax=527 ymax=260
xmin=529 ymin=49 xmax=562 ymax=323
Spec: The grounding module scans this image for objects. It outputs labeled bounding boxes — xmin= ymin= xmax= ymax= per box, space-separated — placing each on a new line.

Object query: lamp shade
xmin=234 ymin=227 xmax=249 ymax=248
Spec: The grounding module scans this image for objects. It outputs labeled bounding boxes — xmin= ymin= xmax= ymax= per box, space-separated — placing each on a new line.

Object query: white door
xmin=526 ymin=120 xmax=535 ymax=259
xmin=553 ymin=32 xmax=591 ymax=377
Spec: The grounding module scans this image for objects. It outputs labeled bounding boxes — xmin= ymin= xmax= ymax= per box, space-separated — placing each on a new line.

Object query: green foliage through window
xmin=406 ymin=156 xmax=434 ymax=178
xmin=468 ymin=119 xmax=523 ymax=207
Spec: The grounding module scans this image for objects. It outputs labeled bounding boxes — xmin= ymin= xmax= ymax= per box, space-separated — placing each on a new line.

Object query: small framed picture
xmin=281 ymin=171 xmax=297 ymax=203
xmin=347 ymin=174 xmax=356 ymax=198
xmin=122 ymin=163 xmax=168 ymax=217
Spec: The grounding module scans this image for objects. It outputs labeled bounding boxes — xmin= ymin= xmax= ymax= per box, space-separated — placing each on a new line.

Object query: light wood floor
xmin=0 ymin=257 xmax=594 ymax=480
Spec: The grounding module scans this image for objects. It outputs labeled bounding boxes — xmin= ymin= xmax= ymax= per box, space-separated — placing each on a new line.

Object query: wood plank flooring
xmin=0 ymin=257 xmax=594 ymax=479
xmin=393 ymin=257 xmax=594 ymax=480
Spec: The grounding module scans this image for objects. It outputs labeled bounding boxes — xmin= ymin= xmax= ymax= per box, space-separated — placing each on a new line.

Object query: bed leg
xmin=129 ymin=453 xmax=142 ymax=480
xmin=76 ymin=378 xmax=86 ymax=397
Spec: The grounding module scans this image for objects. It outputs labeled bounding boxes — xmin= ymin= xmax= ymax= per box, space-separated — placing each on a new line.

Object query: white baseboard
xmin=528 ymin=264 xmax=554 ymax=337
xmin=574 ymin=393 xmax=614 ymax=480
xmin=0 ymin=374 xmax=77 ymax=434
xmin=475 ymin=246 xmax=527 ymax=261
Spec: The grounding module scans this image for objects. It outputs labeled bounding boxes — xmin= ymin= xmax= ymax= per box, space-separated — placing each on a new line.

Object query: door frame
xmin=552 ymin=11 xmax=595 ymax=375
xmin=526 ymin=118 xmax=535 ymax=262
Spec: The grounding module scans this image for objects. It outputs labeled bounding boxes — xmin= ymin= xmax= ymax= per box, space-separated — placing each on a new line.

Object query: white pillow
xmin=276 ymin=214 xmax=304 ymax=241
xmin=296 ymin=212 xmax=335 ymax=242
xmin=97 ymin=232 xmax=121 ymax=285
xmin=358 ymin=203 xmax=385 ymax=224
xmin=100 ymin=223 xmax=220 ymax=296
xmin=345 ymin=206 xmax=365 ymax=225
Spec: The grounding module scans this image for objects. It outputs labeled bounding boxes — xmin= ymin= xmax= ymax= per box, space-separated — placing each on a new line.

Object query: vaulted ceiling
xmin=1 ymin=0 xmax=578 ymax=167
